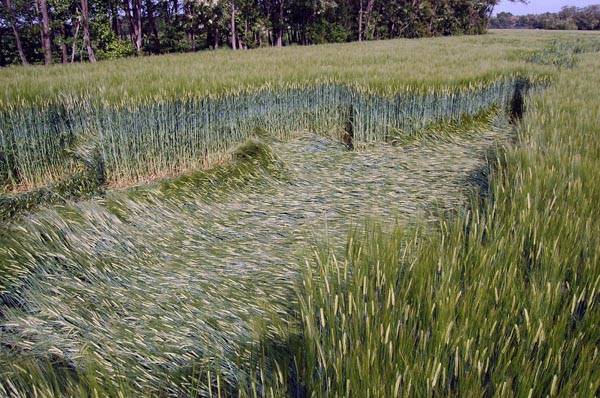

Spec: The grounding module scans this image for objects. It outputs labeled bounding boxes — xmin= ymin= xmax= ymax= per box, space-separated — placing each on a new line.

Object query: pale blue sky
xmin=494 ymin=0 xmax=599 ymax=15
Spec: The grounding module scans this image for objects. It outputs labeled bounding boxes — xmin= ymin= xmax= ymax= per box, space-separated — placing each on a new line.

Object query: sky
xmin=494 ymin=0 xmax=599 ymax=15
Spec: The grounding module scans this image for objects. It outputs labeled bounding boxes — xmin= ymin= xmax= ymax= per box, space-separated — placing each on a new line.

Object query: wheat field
xmin=1 ymin=30 xmax=600 ymax=397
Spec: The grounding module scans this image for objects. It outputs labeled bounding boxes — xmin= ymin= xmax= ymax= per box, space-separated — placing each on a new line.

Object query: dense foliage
xmin=0 ymin=0 xmax=509 ymax=66
xmin=491 ymin=5 xmax=600 ymax=30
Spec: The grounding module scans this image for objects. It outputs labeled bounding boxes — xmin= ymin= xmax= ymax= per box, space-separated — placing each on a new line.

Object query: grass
xmin=0 ymin=113 xmax=512 ymax=395
xmin=2 ymin=30 xmax=597 ymax=195
xmin=1 ymin=30 xmax=600 ymax=396
xmin=295 ymin=52 xmax=600 ymax=397
xmin=0 ymin=30 xmax=566 ymax=106
xmin=0 ymin=79 xmax=524 ymax=191
xmin=525 ymin=36 xmax=600 ymax=68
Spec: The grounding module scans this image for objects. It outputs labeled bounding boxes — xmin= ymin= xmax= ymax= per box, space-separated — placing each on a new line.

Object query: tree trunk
xmin=184 ymin=1 xmax=194 ymax=50
xmin=81 ymin=0 xmax=97 ymax=62
xmin=71 ymin=16 xmax=81 ymax=62
xmin=187 ymin=31 xmax=195 ymax=50
xmin=230 ymin=1 xmax=236 ymax=49
xmin=364 ymin=0 xmax=374 ymax=40
xmin=214 ymin=26 xmax=219 ymax=49
xmin=123 ymin=0 xmax=133 ymax=42
xmin=146 ymin=0 xmax=160 ymax=50
xmin=108 ymin=0 xmax=120 ymax=37
xmin=243 ymin=18 xmax=248 ymax=49
xmin=60 ymin=23 xmax=68 ymax=63
xmin=37 ymin=0 xmax=53 ymax=64
xmin=275 ymin=0 xmax=284 ymax=47
xmin=132 ymin=0 xmax=142 ymax=54
xmin=124 ymin=0 xmax=142 ymax=54
xmin=3 ymin=0 xmax=29 ymax=65
xmin=358 ymin=0 xmax=363 ymax=41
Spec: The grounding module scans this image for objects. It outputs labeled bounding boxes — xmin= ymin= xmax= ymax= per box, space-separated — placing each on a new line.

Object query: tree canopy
xmin=1 ymin=0 xmax=511 ymax=66
xmin=490 ymin=5 xmax=600 ymax=31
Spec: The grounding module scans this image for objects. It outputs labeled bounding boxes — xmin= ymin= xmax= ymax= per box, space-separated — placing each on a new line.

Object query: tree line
xmin=1 ymin=0 xmax=510 ymax=67
xmin=491 ymin=5 xmax=600 ymax=30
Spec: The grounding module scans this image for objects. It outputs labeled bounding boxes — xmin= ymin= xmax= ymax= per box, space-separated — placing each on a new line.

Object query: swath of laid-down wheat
xmin=0 ymin=110 xmax=512 ymax=395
